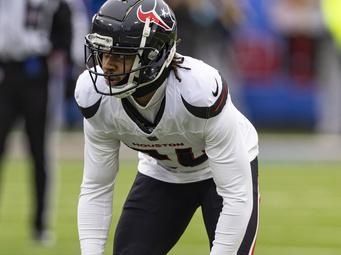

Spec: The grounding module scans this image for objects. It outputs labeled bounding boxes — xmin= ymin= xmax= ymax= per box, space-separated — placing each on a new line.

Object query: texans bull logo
xmin=137 ymin=0 xmax=175 ymax=31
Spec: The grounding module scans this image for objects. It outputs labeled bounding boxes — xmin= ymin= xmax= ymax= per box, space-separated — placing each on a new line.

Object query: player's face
xmin=102 ymin=53 xmax=135 ymax=86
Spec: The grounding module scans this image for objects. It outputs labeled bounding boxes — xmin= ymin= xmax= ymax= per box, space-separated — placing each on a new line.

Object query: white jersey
xmin=75 ymin=56 xmax=259 ymax=255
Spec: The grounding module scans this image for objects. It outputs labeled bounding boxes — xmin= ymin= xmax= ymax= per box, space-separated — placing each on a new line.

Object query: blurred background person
xmin=267 ymin=0 xmax=329 ymax=131
xmin=0 ymin=0 xmax=72 ymax=244
xmin=268 ymin=0 xmax=325 ymax=83
xmin=267 ymin=0 xmax=341 ymax=134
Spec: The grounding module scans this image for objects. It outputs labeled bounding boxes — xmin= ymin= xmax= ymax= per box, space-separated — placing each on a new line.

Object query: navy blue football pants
xmin=113 ymin=158 xmax=259 ymax=255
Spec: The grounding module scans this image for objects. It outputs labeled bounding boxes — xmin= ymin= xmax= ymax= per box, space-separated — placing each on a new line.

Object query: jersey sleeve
xmin=78 ymin=120 xmax=120 ymax=255
xmin=204 ymin=96 xmax=254 ymax=255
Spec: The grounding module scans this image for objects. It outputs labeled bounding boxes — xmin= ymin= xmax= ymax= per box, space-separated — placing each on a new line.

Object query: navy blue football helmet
xmin=85 ymin=0 xmax=177 ymax=98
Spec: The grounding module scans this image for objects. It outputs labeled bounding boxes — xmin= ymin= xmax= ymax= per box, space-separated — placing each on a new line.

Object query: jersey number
xmin=137 ymin=148 xmax=208 ymax=167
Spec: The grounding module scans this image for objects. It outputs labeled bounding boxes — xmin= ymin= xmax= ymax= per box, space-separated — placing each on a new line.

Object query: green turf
xmin=0 ymin=160 xmax=340 ymax=255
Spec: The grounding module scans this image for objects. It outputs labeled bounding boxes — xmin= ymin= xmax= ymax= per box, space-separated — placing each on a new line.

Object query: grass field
xmin=0 ymin=159 xmax=340 ymax=255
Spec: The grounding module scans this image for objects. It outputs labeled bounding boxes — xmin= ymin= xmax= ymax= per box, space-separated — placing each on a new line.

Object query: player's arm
xmin=204 ymin=96 xmax=254 ymax=255
xmin=78 ymin=120 xmax=120 ymax=255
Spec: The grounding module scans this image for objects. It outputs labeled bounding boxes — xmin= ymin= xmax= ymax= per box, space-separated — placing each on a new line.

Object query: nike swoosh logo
xmin=212 ymin=80 xmax=219 ymax=97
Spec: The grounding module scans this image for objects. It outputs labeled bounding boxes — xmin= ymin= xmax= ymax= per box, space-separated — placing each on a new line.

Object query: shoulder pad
xmin=179 ymin=58 xmax=229 ymax=119
xmin=74 ymin=70 xmax=102 ymax=119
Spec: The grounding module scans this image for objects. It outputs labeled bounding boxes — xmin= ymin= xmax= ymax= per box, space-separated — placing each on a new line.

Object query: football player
xmin=75 ymin=0 xmax=259 ymax=254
